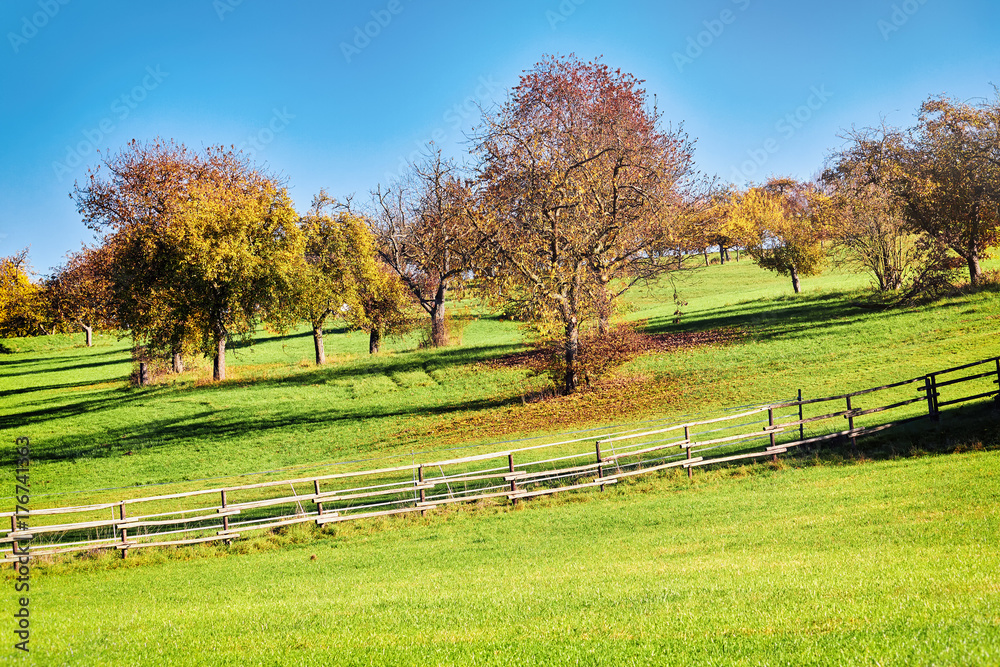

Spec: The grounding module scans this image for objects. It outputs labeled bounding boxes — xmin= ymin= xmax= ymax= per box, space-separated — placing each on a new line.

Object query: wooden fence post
xmin=595 ymin=442 xmax=604 ymax=491
xmin=508 ymin=454 xmax=517 ymax=505
xmin=768 ymin=408 xmax=779 ymax=463
xmin=119 ymin=502 xmax=128 ymax=559
xmin=923 ymin=376 xmax=935 ymax=420
xmin=994 ymin=359 xmax=1000 ymax=410
xmin=798 ymin=389 xmax=804 ymax=441
xmin=221 ymin=490 xmax=232 ymax=544
xmin=684 ymin=426 xmax=692 ymax=479
xmin=418 ymin=466 xmax=426 ymax=515
xmin=846 ymin=395 xmax=858 ymax=454
xmin=926 ymin=374 xmax=940 ymax=422
xmin=314 ymin=480 xmax=323 ymax=516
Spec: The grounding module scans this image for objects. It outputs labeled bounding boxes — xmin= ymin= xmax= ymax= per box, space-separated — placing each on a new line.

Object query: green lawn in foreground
xmin=14 ymin=450 xmax=1000 ymax=666
xmin=1 ymin=255 xmax=998 ymax=504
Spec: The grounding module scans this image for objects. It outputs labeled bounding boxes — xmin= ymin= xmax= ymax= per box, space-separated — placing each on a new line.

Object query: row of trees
xmin=3 ymin=56 xmax=997 ymax=394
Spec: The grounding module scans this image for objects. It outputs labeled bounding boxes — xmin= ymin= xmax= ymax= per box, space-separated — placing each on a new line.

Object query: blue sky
xmin=2 ymin=0 xmax=998 ymax=274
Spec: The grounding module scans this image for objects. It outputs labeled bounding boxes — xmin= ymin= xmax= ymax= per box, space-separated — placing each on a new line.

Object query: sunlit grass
xmin=16 ymin=450 xmax=1000 ymax=666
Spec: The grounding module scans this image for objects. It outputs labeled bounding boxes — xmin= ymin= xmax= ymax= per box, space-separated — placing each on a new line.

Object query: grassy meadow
xmin=14 ymin=448 xmax=1000 ymax=666
xmin=2 ymin=253 xmax=1000 ymax=665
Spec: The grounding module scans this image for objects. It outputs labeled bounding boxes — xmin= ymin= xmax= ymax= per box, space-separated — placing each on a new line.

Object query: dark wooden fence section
xmin=4 ymin=356 xmax=998 ymax=562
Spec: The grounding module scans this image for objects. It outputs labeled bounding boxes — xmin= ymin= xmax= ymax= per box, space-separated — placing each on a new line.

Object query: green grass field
xmin=3 ymin=254 xmax=1000 ymax=665
xmin=15 ymin=451 xmax=1000 ymax=666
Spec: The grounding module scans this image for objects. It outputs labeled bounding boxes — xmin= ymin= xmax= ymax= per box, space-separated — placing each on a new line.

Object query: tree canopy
xmin=75 ymin=139 xmax=304 ymax=381
xmin=728 ymin=178 xmax=829 ymax=294
xmin=826 ymin=93 xmax=1000 ymax=286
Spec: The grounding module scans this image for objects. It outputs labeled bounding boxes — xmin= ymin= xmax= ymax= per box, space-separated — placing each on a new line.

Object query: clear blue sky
xmin=2 ymin=0 xmax=998 ymax=274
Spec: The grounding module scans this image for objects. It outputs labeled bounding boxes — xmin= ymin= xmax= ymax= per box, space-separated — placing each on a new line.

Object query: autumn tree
xmin=370 ymin=149 xmax=482 ymax=347
xmin=828 ymin=94 xmax=1000 ymax=286
xmin=0 ymin=249 xmax=49 ymax=337
xmin=821 ymin=148 xmax=932 ymax=292
xmin=347 ymin=261 xmax=416 ymax=354
xmin=75 ymin=139 xmax=304 ymax=381
xmin=728 ymin=178 xmax=829 ymax=293
xmin=473 ymin=55 xmax=694 ymax=393
xmin=47 ymin=244 xmax=115 ymax=346
xmin=296 ymin=190 xmax=382 ymax=365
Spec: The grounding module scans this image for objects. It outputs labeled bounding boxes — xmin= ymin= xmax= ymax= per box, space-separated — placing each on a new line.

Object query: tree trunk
xmin=791 ymin=266 xmax=802 ymax=294
xmin=703 ymin=249 xmax=709 ymax=266
xmin=369 ymin=329 xmax=382 ymax=355
xmin=736 ymin=247 xmax=740 ymax=262
xmin=598 ymin=313 xmax=610 ymax=337
xmin=564 ymin=315 xmax=579 ymax=395
xmin=719 ymin=248 xmax=726 ymax=266
xmin=213 ymin=336 xmax=226 ymax=381
xmin=172 ymin=353 xmax=184 ymax=374
xmin=430 ymin=285 xmax=448 ymax=347
xmin=138 ymin=362 xmax=149 ymax=387
xmin=563 ymin=272 xmax=582 ymax=395
xmin=968 ymin=254 xmax=982 ymax=287
xmin=83 ymin=324 xmax=93 ymax=347
xmin=724 ymin=247 xmax=731 ymax=262
xmin=313 ymin=326 xmax=326 ymax=365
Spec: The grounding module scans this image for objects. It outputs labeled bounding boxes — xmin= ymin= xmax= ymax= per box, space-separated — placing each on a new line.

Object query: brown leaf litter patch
xmin=399 ymin=324 xmax=749 ymax=448
xmin=484 ymin=325 xmax=747 ymax=372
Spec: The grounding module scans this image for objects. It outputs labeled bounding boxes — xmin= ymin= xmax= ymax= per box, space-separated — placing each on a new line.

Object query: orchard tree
xmin=371 ymin=149 xmax=483 ymax=347
xmin=48 ymin=244 xmax=115 ymax=346
xmin=75 ymin=139 xmax=305 ymax=381
xmin=827 ymin=94 xmax=1000 ymax=286
xmin=296 ymin=191 xmax=381 ymax=365
xmin=902 ymin=95 xmax=1000 ymax=285
xmin=0 ymin=249 xmax=49 ymax=337
xmin=347 ymin=262 xmax=416 ymax=354
xmin=473 ymin=54 xmax=694 ymax=393
xmin=729 ymin=178 xmax=829 ymax=293
xmin=822 ymin=151 xmax=932 ymax=292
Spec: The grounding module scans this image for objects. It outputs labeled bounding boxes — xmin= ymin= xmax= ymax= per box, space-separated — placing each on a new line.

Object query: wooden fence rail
xmin=5 ymin=356 xmax=998 ymax=562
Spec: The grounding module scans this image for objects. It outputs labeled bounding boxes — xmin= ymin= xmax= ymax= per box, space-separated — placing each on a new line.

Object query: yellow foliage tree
xmin=729 ymin=178 xmax=828 ymax=293
xmin=0 ymin=249 xmax=49 ymax=337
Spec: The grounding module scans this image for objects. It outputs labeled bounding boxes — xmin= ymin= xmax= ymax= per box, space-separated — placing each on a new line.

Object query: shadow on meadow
xmin=245 ymin=341 xmax=524 ymax=389
xmin=0 ymin=350 xmax=127 ymax=378
xmin=640 ymin=289 xmax=981 ymax=343
xmin=2 ymin=339 xmax=531 ymax=466
xmin=0 ymin=376 xmax=128 ymax=400
xmin=19 ymin=391 xmax=522 ymax=466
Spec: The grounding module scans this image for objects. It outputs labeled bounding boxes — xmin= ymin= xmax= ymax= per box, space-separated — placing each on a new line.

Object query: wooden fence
xmin=4 ymin=356 xmax=998 ymax=562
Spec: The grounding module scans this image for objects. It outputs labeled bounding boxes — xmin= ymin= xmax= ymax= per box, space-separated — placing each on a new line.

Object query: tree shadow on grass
xmin=0 ymin=351 xmax=128 ymax=378
xmin=238 ymin=342 xmax=525 ymax=390
xmin=0 ymin=377 xmax=130 ymax=401
xmin=641 ymin=290 xmax=936 ymax=346
xmin=1 ymin=340 xmax=531 ymax=466
xmin=794 ymin=401 xmax=999 ymax=466
xmin=10 ymin=389 xmax=523 ymax=466
xmin=1 ymin=384 xmax=171 ymax=432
